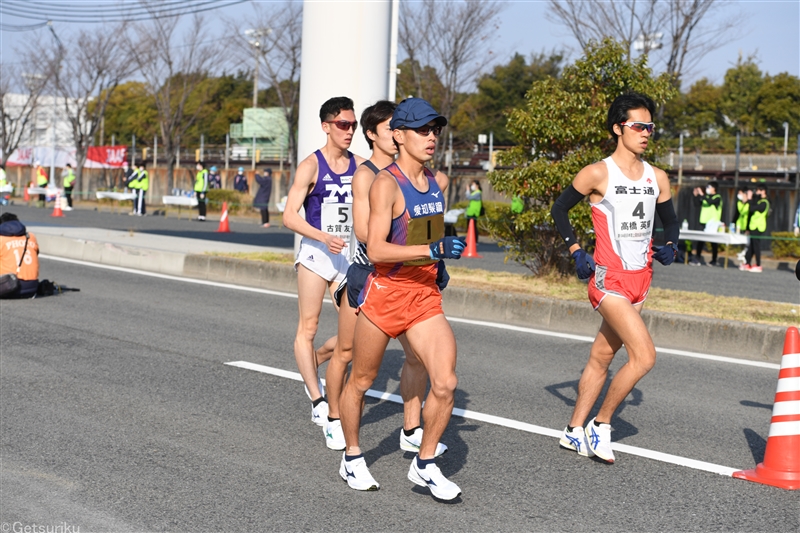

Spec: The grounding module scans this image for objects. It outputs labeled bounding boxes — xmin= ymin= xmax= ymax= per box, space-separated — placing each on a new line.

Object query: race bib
xmin=321 ymin=203 xmax=352 ymax=242
xmin=404 ymin=214 xmax=444 ymax=266
xmin=613 ymin=195 xmax=655 ymax=240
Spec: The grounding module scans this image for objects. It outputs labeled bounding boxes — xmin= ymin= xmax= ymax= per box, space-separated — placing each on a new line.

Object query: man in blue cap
xmin=338 ymin=98 xmax=464 ymax=501
xmin=208 ymin=166 xmax=221 ymax=189
xmin=233 ymin=167 xmax=249 ymax=193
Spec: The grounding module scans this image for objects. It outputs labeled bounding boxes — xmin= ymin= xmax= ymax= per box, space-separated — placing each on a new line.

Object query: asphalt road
xmin=1 ymin=258 xmax=797 ymax=532
xmin=2 ymin=203 xmax=796 ymax=305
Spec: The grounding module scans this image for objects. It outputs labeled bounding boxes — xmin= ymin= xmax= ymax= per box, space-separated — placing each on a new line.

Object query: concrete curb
xmin=38 ymin=232 xmax=788 ymax=364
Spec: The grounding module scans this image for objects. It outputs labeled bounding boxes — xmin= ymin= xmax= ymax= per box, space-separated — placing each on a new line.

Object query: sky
xmin=1 ymin=0 xmax=798 ymax=91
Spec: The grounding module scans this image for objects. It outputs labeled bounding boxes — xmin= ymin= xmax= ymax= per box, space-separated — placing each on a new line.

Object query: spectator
xmin=735 ymin=186 xmax=751 ymax=262
xmin=61 ymin=163 xmax=76 ymax=210
xmin=794 ymin=201 xmax=799 ymax=237
xmin=209 ymin=166 xmax=222 ymax=189
xmin=121 ymin=160 xmax=135 ymax=191
xmin=35 ymin=160 xmax=48 ymax=207
xmin=465 ymin=179 xmax=483 ymax=242
xmin=194 ymin=162 xmax=208 ymax=221
xmin=233 ymin=167 xmax=249 ymax=193
xmin=0 ymin=213 xmax=39 ymax=299
xmin=0 ymin=163 xmax=8 ymax=206
xmin=511 ymin=195 xmax=524 ymax=214
xmin=691 ymin=181 xmax=722 ymax=266
xmin=740 ymin=185 xmax=770 ymax=273
xmin=254 ymin=167 xmax=272 ymax=228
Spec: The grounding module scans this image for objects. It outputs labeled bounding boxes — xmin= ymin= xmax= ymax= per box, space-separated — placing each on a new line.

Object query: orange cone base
xmin=733 ymin=464 xmax=800 ymax=490
xmin=463 ymin=218 xmax=482 ymax=258
xmin=216 ymin=202 xmax=231 ymax=233
xmin=51 ymin=196 xmax=64 ymax=217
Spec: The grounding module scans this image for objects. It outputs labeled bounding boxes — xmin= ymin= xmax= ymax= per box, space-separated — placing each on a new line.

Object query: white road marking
xmin=225 ymin=360 xmax=740 ymax=477
xmin=42 ymin=254 xmax=779 ymax=370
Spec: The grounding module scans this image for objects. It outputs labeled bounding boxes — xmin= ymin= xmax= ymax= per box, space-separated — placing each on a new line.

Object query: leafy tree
xmin=94 ymin=81 xmax=158 ymax=145
xmin=662 ymin=77 xmax=721 ymax=138
xmin=396 ymin=58 xmax=446 ymax=111
xmin=753 ymin=72 xmax=800 ymax=135
xmin=719 ymin=54 xmax=763 ymax=135
xmin=486 ymin=38 xmax=676 ymax=275
xmin=450 ymin=52 xmax=563 ymax=145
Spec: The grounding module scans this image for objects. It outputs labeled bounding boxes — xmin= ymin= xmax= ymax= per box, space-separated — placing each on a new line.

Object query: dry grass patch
xmin=206 ymin=251 xmax=294 ymax=264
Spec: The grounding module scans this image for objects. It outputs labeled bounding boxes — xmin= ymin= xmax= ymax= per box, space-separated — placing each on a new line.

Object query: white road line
xmin=225 ymin=361 xmax=740 ymax=477
xmin=43 ymin=254 xmax=779 ymax=370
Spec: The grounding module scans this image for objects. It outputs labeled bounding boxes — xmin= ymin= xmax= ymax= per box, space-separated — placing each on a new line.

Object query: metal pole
xmin=733 ymin=132 xmax=740 ymax=193
xmin=111 ymin=134 xmax=115 ymax=147
xmin=447 ymin=131 xmax=453 ymax=177
xmin=784 ymin=122 xmax=789 ymax=181
xmin=225 ymin=133 xmax=230 ymax=170
xmin=796 ymin=134 xmax=799 ymax=192
xmin=488 ymin=131 xmax=494 ymax=172
xmin=252 ymin=135 xmax=256 ymax=170
xmin=200 ymin=134 xmax=204 ymax=162
xmin=677 ymin=133 xmax=683 ymax=189
xmin=253 ymin=44 xmax=259 ymax=108
xmin=153 ymin=135 xmax=158 ymax=168
xmin=131 ymin=134 xmax=136 ymax=167
xmin=388 ymin=0 xmax=400 ymax=102
xmin=49 ymin=107 xmax=56 ymax=188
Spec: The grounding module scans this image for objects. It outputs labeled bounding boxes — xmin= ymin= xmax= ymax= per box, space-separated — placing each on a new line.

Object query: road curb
xmin=38 ymin=232 xmax=787 ymax=363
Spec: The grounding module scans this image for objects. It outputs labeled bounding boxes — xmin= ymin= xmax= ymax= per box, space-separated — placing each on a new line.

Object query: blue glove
xmin=653 ymin=243 xmax=678 ymax=266
xmin=571 ymin=249 xmax=596 ymax=280
xmin=429 ymin=237 xmax=466 ymax=260
xmin=435 ymin=260 xmax=450 ymax=290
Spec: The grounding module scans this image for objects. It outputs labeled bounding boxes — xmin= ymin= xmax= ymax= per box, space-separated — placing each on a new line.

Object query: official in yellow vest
xmin=126 ymin=163 xmax=140 ymax=215
xmin=133 ymin=162 xmax=149 ymax=216
xmin=740 ymin=185 xmax=770 ymax=273
xmin=61 ymin=163 xmax=76 ymax=210
xmin=35 ymin=161 xmax=48 ymax=207
xmin=692 ymin=181 xmax=722 ymax=266
xmin=194 ymin=161 xmax=209 ymax=221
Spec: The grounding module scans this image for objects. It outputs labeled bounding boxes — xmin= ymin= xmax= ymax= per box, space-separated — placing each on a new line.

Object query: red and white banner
xmin=85 ymin=146 xmax=128 ymax=168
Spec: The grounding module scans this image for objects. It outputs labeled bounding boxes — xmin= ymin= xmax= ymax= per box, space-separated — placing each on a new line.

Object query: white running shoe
xmin=399 ymin=427 xmax=448 ymax=457
xmin=325 ymin=419 xmax=346 ymax=451
xmin=408 ymin=455 xmax=461 ymax=501
xmin=585 ymin=418 xmax=615 ymax=463
xmin=311 ymin=400 xmax=328 ymax=427
xmin=559 ymin=426 xmax=595 ymax=457
xmin=339 ymin=453 xmax=380 ymax=491
xmin=304 ymin=376 xmax=325 ymax=400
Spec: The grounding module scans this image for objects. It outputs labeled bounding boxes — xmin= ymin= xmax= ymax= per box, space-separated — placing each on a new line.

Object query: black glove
xmin=571 ymin=248 xmax=596 ymax=280
xmin=435 ymin=260 xmax=450 ymax=290
xmin=653 ymin=243 xmax=678 ymax=266
xmin=429 ymin=237 xmax=466 ymax=260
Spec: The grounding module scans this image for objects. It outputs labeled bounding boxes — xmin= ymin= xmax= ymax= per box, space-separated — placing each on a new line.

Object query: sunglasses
xmin=325 ymin=120 xmax=358 ymax=132
xmin=405 ymin=124 xmax=443 ymax=137
xmin=620 ymin=121 xmax=655 ymax=133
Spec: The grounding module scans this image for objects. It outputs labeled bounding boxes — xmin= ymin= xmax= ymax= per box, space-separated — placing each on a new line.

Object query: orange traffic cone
xmin=216 ymin=201 xmax=231 ymax=233
xmin=23 ymin=182 xmax=30 ymax=202
xmin=51 ymin=193 xmax=64 ymax=217
xmin=462 ymin=218 xmax=482 ymax=258
xmin=733 ymin=327 xmax=800 ymax=490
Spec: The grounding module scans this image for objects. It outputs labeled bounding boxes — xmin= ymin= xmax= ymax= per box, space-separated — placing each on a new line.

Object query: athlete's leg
xmin=593 ymin=298 xmax=655 ymax=423
xmin=398 ymin=334 xmax=428 ymax=430
xmin=403 ymin=315 xmax=457 ymax=460
xmin=340 ymin=312 xmax=390 ymax=456
xmin=327 ymin=293 xmax=357 ymax=419
xmin=295 ymin=265 xmax=330 ymax=400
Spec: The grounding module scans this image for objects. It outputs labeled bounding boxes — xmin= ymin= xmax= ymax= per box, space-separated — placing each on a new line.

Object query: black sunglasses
xmin=404 ymin=124 xmax=443 ymax=137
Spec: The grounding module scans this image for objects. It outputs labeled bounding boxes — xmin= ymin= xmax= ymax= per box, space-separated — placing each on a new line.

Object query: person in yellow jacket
xmin=465 ymin=180 xmax=483 ymax=242
xmin=126 ymin=163 xmax=140 ymax=215
xmin=740 ymin=185 xmax=770 ymax=273
xmin=194 ymin=161 xmax=209 ymax=221
xmin=133 ymin=161 xmax=148 ymax=216
xmin=691 ymin=181 xmax=722 ymax=266
xmin=35 ymin=160 xmax=48 ymax=207
xmin=61 ymin=163 xmax=76 ymax=210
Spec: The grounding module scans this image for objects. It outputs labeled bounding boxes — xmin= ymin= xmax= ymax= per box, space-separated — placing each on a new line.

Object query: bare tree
xmin=0 ymin=63 xmax=48 ymax=165
xmin=31 ymin=25 xmax=132 ymax=189
xmin=226 ymin=1 xmax=302 ymax=179
xmin=547 ymin=0 xmax=738 ymax=86
xmin=126 ymin=13 xmax=220 ymax=191
xmin=399 ymin=0 xmax=506 ymax=167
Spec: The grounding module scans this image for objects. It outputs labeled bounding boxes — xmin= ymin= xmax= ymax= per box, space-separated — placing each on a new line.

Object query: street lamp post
xmin=784 ymin=122 xmax=789 ymax=181
xmin=245 ymin=28 xmax=271 ymax=108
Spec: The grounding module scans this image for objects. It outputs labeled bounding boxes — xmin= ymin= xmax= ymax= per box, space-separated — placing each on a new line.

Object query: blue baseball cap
xmin=211 ymin=166 xmax=217 ymax=172
xmin=238 ymin=167 xmax=244 ymax=172
xmin=390 ymin=98 xmax=447 ymax=130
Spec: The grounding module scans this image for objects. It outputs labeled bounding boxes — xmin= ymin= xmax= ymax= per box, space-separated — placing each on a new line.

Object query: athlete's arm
xmin=554 ymin=163 xmax=605 ymax=253
xmin=366 ymin=172 xmax=430 ymax=264
xmin=283 ymin=155 xmax=346 ymax=253
xmin=434 ymin=170 xmax=450 ymax=196
xmin=653 ymin=168 xmax=678 ymax=244
xmin=351 ymin=164 xmax=373 ymax=244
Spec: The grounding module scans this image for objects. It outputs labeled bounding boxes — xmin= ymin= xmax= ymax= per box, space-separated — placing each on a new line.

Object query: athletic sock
xmin=416 ymin=456 xmax=436 ymax=469
xmin=403 ymin=426 xmax=421 ymax=437
xmin=328 ymin=416 xmax=339 ymax=423
xmin=567 ymin=425 xmax=576 ymax=432
xmin=344 ymin=453 xmax=363 ymax=462
xmin=312 ymin=397 xmax=326 ymax=407
xmin=594 ymin=419 xmax=606 ymax=427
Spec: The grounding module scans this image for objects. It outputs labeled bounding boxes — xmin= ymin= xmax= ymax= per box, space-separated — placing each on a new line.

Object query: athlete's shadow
xmin=739 ymin=400 xmax=771 ymax=464
xmin=545 ymin=377 xmax=642 ymax=440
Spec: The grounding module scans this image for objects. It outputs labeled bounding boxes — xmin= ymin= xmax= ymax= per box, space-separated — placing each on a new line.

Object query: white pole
xmin=200 ymin=133 xmax=204 ymax=163
xmin=388 ymin=0 xmax=400 ymax=102
xmin=131 ymin=134 xmax=136 ymax=167
xmin=49 ymin=103 xmax=56 ymax=188
xmin=153 ymin=135 xmax=158 ymax=168
xmin=252 ymin=135 xmax=256 ymax=170
xmin=488 ymin=131 xmax=494 ymax=172
xmin=225 ymin=133 xmax=230 ymax=171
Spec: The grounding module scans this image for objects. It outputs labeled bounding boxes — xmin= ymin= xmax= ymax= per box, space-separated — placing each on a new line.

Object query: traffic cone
xmin=733 ymin=327 xmax=800 ymax=490
xmin=462 ymin=218 xmax=482 ymax=258
xmin=216 ymin=201 xmax=231 ymax=233
xmin=51 ymin=193 xmax=64 ymax=217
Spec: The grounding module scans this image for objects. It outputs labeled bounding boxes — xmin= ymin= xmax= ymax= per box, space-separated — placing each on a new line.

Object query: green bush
xmin=771 ymin=232 xmax=800 ymax=259
xmin=449 ymin=200 xmax=508 ymax=234
xmin=206 ymin=189 xmax=252 ymax=215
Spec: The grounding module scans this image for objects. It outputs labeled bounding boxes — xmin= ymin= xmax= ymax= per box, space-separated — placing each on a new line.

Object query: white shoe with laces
xmin=585 ymin=418 xmax=615 ymax=463
xmin=311 ymin=400 xmax=328 ymax=427
xmin=399 ymin=427 xmax=448 ymax=457
xmin=340 ymin=453 xmax=380 ymax=491
xmin=325 ymin=419 xmax=346 ymax=450
xmin=408 ymin=455 xmax=461 ymax=501
xmin=559 ymin=426 xmax=595 ymax=457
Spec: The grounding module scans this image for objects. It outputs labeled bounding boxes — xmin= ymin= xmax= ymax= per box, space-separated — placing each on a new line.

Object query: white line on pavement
xmin=42 ymin=254 xmax=779 ymax=370
xmin=224 ymin=360 xmax=740 ymax=477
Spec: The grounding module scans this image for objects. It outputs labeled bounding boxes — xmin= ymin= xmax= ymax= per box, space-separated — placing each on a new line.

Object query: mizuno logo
xmin=374 ymin=282 xmax=385 ymax=290
xmin=345 ymin=467 xmax=355 ymax=479
xmin=432 ymin=191 xmax=440 ymax=198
